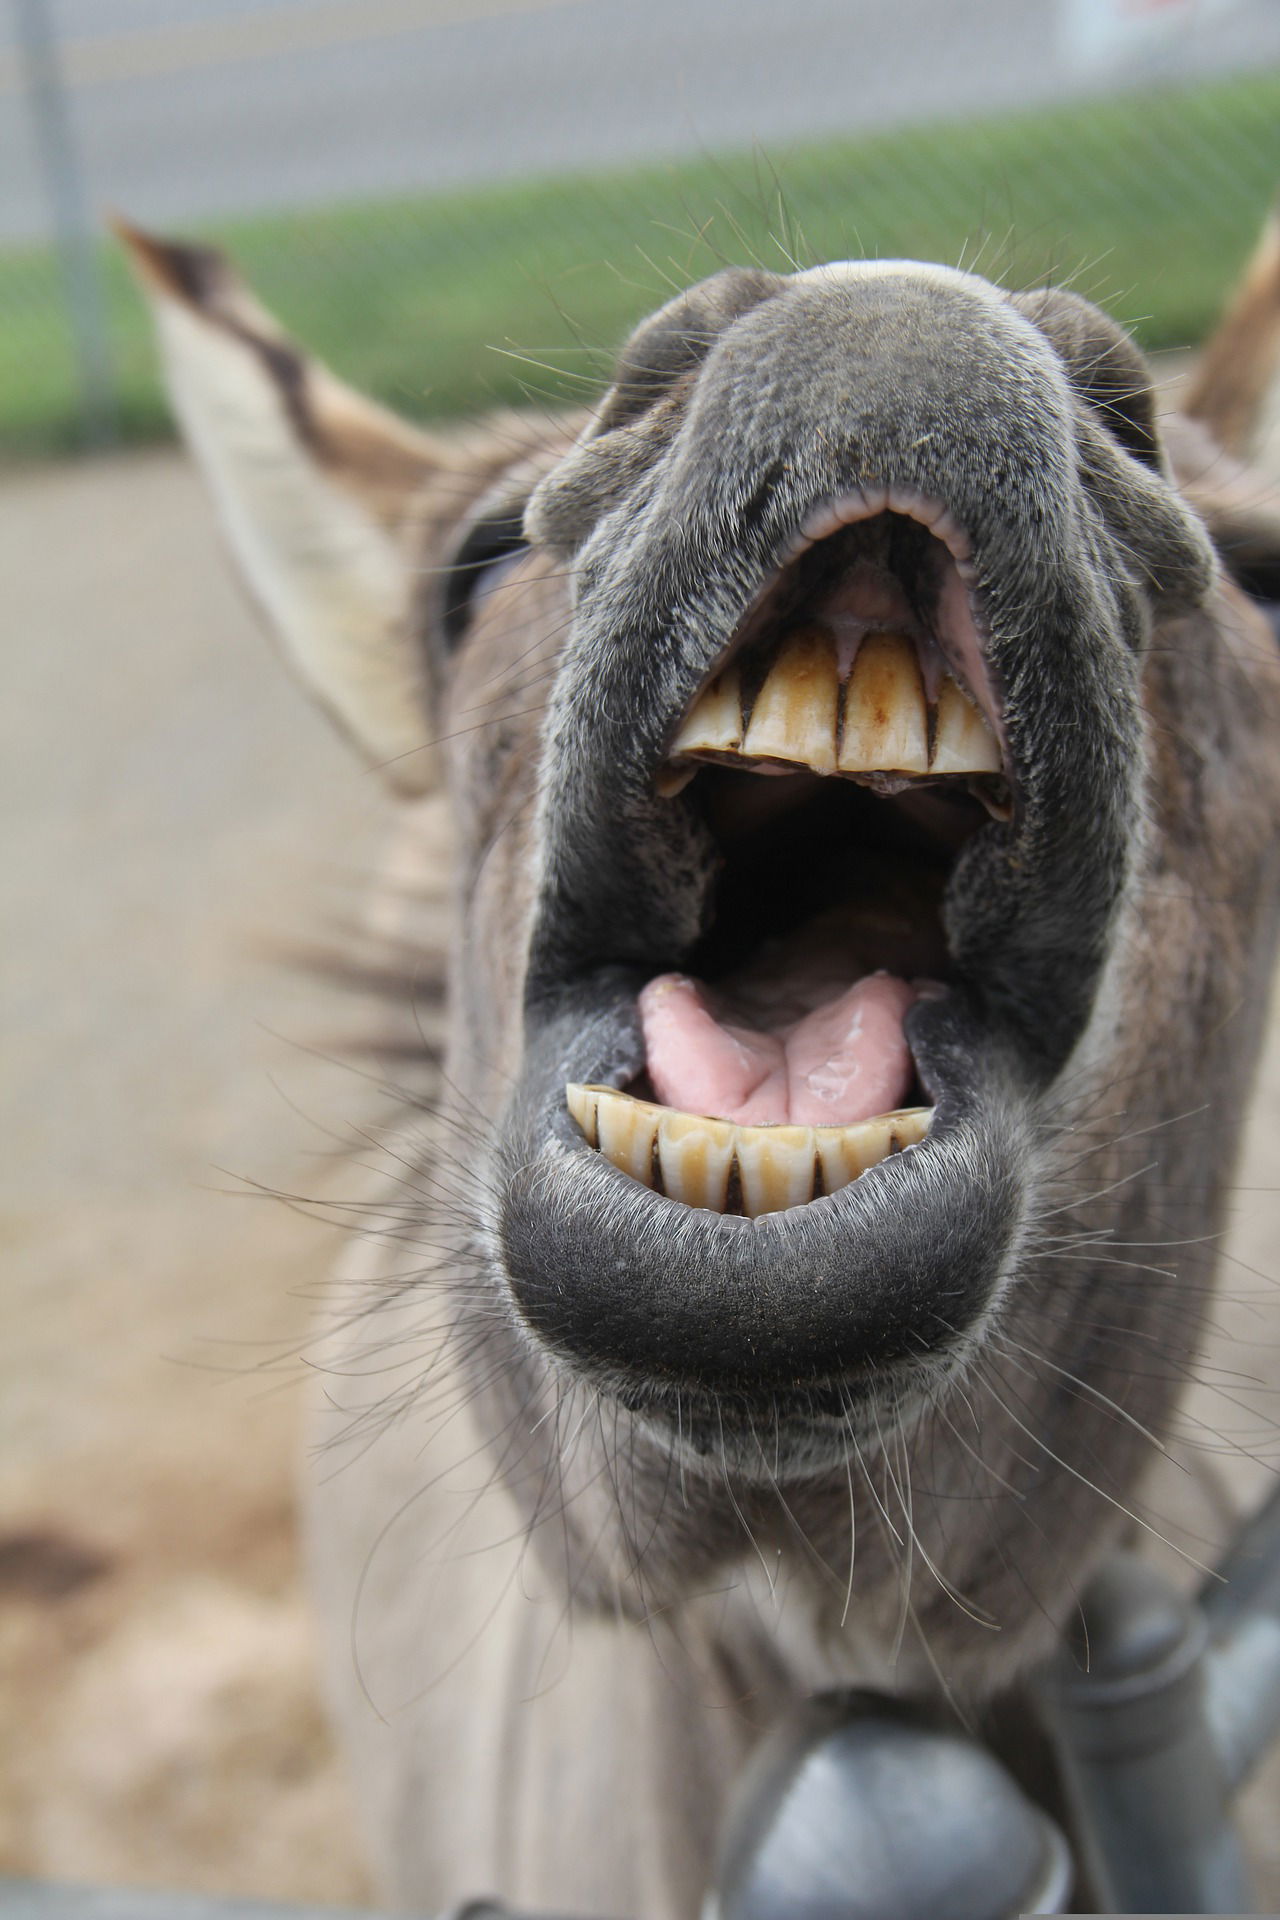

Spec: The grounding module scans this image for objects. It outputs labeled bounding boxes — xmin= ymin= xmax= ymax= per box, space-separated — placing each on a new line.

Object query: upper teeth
xmin=566 ymin=1083 xmax=932 ymax=1217
xmin=665 ymin=626 xmax=1001 ymax=783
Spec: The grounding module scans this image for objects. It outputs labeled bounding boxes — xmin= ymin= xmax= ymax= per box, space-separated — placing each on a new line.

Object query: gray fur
xmin=133 ymin=234 xmax=1280 ymax=1918
xmin=316 ymin=265 xmax=1279 ymax=1917
xmin=311 ymin=264 xmax=1280 ymax=1917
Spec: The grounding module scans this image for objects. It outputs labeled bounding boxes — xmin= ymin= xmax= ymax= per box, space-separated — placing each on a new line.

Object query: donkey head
xmin=502 ymin=262 xmax=1214 ymax=1447
xmin=125 ymin=222 xmax=1280 ymax=1686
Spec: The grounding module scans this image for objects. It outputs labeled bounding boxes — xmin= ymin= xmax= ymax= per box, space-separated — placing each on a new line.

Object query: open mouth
xmin=562 ymin=501 xmax=1013 ymax=1219
xmin=495 ymin=263 xmax=1159 ymax=1424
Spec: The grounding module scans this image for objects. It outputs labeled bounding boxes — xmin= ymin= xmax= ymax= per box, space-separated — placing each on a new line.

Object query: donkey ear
xmin=1183 ymin=194 xmax=1280 ymax=473
xmin=117 ymin=218 xmax=441 ymax=792
xmin=1167 ymin=197 xmax=1280 ymax=605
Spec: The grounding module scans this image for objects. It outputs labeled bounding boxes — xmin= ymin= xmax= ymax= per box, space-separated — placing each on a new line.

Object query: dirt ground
xmin=0 ymin=449 xmax=393 ymax=1903
xmin=2 ymin=446 xmax=1279 ymax=1909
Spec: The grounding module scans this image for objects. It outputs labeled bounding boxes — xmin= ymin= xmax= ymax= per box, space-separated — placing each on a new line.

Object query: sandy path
xmin=0 ymin=449 xmax=397 ymax=1901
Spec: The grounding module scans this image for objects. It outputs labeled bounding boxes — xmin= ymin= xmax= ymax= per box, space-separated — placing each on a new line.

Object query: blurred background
xmin=3 ymin=0 xmax=1280 ymax=458
xmin=4 ymin=0 xmax=1280 ymax=1908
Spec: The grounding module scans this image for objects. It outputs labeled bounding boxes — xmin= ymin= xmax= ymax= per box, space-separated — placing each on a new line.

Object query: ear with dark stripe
xmin=1011 ymin=287 xmax=1161 ymax=469
xmin=117 ymin=219 xmax=443 ymax=792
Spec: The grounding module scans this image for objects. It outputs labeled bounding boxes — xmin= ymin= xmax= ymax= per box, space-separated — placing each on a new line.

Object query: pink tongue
xmin=639 ymin=972 xmax=918 ymax=1126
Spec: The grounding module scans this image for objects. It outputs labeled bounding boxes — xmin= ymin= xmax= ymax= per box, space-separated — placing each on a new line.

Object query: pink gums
xmin=639 ymin=972 xmax=918 ymax=1127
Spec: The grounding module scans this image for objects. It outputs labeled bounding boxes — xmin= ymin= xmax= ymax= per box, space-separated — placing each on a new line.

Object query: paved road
xmin=4 ymin=0 xmax=1279 ymax=242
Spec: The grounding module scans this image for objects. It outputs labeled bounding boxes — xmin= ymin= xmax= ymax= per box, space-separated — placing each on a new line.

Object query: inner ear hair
xmin=1011 ymin=287 xmax=1161 ymax=470
xmin=118 ymin=217 xmax=452 ymax=791
xmin=1183 ymin=196 xmax=1280 ymax=464
xmin=1165 ymin=413 xmax=1280 ymax=606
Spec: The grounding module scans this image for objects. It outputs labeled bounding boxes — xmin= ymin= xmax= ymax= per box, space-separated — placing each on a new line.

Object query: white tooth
xmin=734 ymin=1125 xmax=817 ymax=1218
xmin=837 ymin=632 xmax=929 ymax=774
xmin=669 ymin=665 xmax=745 ymax=758
xmin=741 ymin=625 xmax=839 ymax=774
xmin=816 ymin=1107 xmax=932 ymax=1194
xmin=566 ymin=1082 xmax=601 ymax=1148
xmin=930 ymin=676 xmax=1001 ymax=774
xmin=657 ymin=1110 xmax=737 ymax=1210
xmin=593 ymin=1088 xmax=658 ymax=1187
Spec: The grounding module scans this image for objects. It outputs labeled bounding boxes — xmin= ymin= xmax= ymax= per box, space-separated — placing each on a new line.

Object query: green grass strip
xmin=2 ymin=65 xmax=1278 ymax=458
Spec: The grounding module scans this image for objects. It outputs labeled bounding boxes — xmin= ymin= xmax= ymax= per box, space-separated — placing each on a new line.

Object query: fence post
xmin=14 ymin=0 xmax=117 ymax=448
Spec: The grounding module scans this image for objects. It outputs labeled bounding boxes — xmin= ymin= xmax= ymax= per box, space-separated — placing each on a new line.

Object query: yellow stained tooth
xmin=565 ymin=1088 xmax=933 ymax=1214
xmin=741 ymin=625 xmax=839 ymax=774
xmin=669 ymin=665 xmax=745 ymax=758
xmin=594 ymin=1089 xmax=658 ymax=1187
xmin=817 ymin=1107 xmax=933 ymax=1194
xmin=735 ymin=1125 xmax=817 ymax=1218
xmin=838 ymin=632 xmax=929 ymax=774
xmin=565 ymin=1082 xmax=601 ymax=1148
xmin=657 ymin=1110 xmax=737 ymax=1210
xmin=887 ymin=1109 xmax=932 ymax=1152
xmin=815 ymin=1123 xmax=874 ymax=1194
xmin=930 ymin=676 xmax=1002 ymax=775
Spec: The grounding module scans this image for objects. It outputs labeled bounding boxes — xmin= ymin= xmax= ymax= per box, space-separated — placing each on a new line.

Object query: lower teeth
xmin=565 ymin=1084 xmax=932 ymax=1218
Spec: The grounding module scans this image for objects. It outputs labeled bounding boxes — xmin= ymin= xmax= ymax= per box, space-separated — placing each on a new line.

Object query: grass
xmin=3 ymin=66 xmax=1279 ymax=458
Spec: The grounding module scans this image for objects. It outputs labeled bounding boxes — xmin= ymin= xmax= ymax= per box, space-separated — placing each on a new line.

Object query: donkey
xmin=122 ymin=207 xmax=1280 ymax=1916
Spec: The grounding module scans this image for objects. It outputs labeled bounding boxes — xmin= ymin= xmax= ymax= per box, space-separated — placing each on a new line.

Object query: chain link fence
xmin=2 ymin=0 xmax=1278 ymax=462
